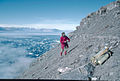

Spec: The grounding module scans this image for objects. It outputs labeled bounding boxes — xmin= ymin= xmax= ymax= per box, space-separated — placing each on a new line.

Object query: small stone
xmin=109 ymin=72 xmax=114 ymax=76
xmin=79 ymin=55 xmax=83 ymax=58
xmin=45 ymin=66 xmax=48 ymax=69
xmin=91 ymin=77 xmax=98 ymax=80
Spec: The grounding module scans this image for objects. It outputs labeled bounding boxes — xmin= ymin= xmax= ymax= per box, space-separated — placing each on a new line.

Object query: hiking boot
xmin=60 ymin=52 xmax=62 ymax=56
xmin=65 ymin=51 xmax=67 ymax=55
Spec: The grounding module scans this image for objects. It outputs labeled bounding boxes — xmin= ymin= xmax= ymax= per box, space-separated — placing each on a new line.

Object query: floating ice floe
xmin=35 ymin=54 xmax=39 ymax=56
xmin=55 ymin=40 xmax=60 ymax=43
xmin=29 ymin=53 xmax=33 ymax=55
xmin=39 ymin=42 xmax=44 ymax=44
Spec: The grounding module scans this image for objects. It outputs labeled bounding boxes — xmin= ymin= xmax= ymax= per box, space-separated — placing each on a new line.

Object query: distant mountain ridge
xmin=0 ymin=27 xmax=72 ymax=33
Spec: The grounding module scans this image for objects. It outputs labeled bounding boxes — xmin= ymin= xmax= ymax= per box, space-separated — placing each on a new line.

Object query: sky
xmin=0 ymin=0 xmax=115 ymax=30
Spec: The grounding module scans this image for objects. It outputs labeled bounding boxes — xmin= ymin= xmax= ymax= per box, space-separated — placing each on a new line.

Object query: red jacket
xmin=60 ymin=36 xmax=70 ymax=49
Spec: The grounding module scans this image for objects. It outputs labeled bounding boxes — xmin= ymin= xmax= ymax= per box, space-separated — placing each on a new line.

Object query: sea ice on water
xmin=0 ymin=33 xmax=60 ymax=79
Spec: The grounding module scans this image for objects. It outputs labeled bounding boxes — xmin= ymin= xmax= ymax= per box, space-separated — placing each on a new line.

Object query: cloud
xmin=0 ymin=24 xmax=79 ymax=30
xmin=0 ymin=18 xmax=81 ymax=30
xmin=0 ymin=46 xmax=35 ymax=79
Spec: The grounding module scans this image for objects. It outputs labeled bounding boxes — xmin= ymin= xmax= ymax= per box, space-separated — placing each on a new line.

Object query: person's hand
xmin=67 ymin=40 xmax=70 ymax=42
xmin=64 ymin=41 xmax=67 ymax=43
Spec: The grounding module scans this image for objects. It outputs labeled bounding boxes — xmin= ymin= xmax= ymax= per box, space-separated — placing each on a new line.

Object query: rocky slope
xmin=18 ymin=1 xmax=120 ymax=80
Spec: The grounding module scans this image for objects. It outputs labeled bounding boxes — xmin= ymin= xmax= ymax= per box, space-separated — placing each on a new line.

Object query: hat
xmin=62 ymin=32 xmax=65 ymax=34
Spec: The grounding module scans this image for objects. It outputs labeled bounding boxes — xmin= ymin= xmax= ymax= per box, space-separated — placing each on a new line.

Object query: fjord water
xmin=0 ymin=32 xmax=60 ymax=79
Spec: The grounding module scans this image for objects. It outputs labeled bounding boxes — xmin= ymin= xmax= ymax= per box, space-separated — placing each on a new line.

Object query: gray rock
xmin=57 ymin=68 xmax=88 ymax=80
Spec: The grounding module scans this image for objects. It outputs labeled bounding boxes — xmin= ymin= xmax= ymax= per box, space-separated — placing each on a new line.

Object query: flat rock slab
xmin=57 ymin=68 xmax=88 ymax=80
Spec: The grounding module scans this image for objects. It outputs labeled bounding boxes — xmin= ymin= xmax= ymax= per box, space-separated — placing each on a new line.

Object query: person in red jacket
xmin=60 ymin=32 xmax=70 ymax=56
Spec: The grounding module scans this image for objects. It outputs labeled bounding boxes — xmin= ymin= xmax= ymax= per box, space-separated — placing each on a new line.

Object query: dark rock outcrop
xmin=18 ymin=1 xmax=120 ymax=81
